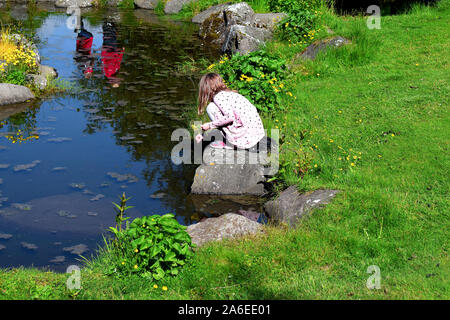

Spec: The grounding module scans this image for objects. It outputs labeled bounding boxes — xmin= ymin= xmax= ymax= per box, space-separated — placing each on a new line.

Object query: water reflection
xmin=74 ymin=18 xmax=94 ymax=79
xmin=101 ymin=21 xmax=123 ymax=87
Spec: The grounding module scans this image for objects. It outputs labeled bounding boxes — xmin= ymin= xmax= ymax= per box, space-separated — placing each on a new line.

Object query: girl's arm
xmin=203 ymin=98 xmax=234 ymax=130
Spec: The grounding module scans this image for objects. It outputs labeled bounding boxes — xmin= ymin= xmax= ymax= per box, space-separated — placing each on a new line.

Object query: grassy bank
xmin=0 ymin=1 xmax=448 ymax=300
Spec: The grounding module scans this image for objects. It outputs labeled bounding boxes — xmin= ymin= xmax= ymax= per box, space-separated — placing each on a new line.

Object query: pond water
xmin=0 ymin=6 xmax=265 ymax=271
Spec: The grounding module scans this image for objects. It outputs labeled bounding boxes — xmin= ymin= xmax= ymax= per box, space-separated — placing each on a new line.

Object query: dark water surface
xmin=0 ymin=6 xmax=264 ymax=271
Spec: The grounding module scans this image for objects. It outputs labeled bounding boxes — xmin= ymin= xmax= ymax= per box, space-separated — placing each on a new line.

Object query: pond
xmin=0 ymin=5 xmax=265 ymax=272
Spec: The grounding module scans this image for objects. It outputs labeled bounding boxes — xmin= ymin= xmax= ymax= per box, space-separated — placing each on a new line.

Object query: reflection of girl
xmin=74 ymin=19 xmax=94 ymax=78
xmin=197 ymin=73 xmax=267 ymax=152
xmin=101 ymin=21 xmax=124 ymax=88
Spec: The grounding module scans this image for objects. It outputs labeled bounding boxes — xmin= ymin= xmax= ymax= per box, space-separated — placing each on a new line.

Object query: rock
xmin=222 ymin=24 xmax=272 ymax=55
xmin=0 ymin=233 xmax=12 ymax=240
xmin=197 ymin=2 xmax=254 ymax=44
xmin=251 ymin=13 xmax=287 ymax=31
xmin=134 ymin=0 xmax=158 ymax=9
xmin=55 ymin=0 xmax=93 ymax=7
xmin=191 ymin=145 xmax=268 ymax=195
xmin=63 ymin=243 xmax=89 ymax=255
xmin=50 ymin=256 xmax=66 ymax=263
xmin=299 ymin=36 xmax=351 ymax=60
xmin=26 ymin=74 xmax=47 ymax=90
xmin=21 ymin=242 xmax=38 ymax=250
xmin=13 ymin=160 xmax=40 ymax=172
xmin=164 ymin=0 xmax=193 ymax=14
xmin=39 ymin=65 xmax=58 ymax=79
xmin=0 ymin=83 xmax=34 ymax=106
xmin=187 ymin=213 xmax=262 ymax=247
xmin=264 ymin=187 xmax=340 ymax=227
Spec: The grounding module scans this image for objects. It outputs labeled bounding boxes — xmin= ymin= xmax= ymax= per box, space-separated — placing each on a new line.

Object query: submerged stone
xmin=13 ymin=160 xmax=40 ymax=172
xmin=47 ymin=137 xmax=72 ymax=143
xmin=89 ymin=194 xmax=104 ymax=201
xmin=69 ymin=183 xmax=86 ymax=190
xmin=63 ymin=243 xmax=89 ymax=255
xmin=11 ymin=203 xmax=32 ymax=211
xmin=0 ymin=233 xmax=13 ymax=240
xmin=21 ymin=242 xmax=38 ymax=250
xmin=49 ymin=256 xmax=65 ymax=264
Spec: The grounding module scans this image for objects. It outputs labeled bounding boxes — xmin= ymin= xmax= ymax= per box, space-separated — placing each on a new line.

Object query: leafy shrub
xmin=209 ymin=50 xmax=292 ymax=112
xmin=277 ymin=9 xmax=321 ymax=43
xmin=268 ymin=0 xmax=324 ymax=13
xmin=107 ymin=194 xmax=195 ymax=279
xmin=4 ymin=66 xmax=27 ymax=86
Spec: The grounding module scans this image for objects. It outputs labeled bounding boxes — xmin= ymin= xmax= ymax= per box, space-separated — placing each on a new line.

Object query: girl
xmin=197 ymin=73 xmax=267 ymax=152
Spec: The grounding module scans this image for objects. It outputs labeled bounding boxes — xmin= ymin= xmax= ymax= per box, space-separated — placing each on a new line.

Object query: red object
xmin=76 ymin=37 xmax=93 ymax=53
xmin=101 ymin=49 xmax=123 ymax=78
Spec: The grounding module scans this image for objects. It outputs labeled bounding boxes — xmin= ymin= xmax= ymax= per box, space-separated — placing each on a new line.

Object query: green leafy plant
xmin=209 ymin=50 xmax=292 ymax=112
xmin=119 ymin=214 xmax=195 ymax=279
xmin=105 ymin=194 xmax=195 ymax=280
xmin=277 ymin=9 xmax=321 ymax=44
xmin=3 ymin=65 xmax=27 ymax=86
xmin=268 ymin=0 xmax=324 ymax=13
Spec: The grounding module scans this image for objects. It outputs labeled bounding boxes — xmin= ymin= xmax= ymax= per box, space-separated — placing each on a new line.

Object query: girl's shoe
xmin=210 ymin=141 xmax=233 ymax=150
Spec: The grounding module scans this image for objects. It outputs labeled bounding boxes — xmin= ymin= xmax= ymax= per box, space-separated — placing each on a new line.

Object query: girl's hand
xmin=201 ymin=123 xmax=211 ymax=131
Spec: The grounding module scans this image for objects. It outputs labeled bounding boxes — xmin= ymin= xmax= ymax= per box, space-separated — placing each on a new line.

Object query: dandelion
xmin=153 ymin=284 xmax=158 ymax=289
xmin=162 ymin=286 xmax=168 ymax=291
xmin=351 ymin=163 xmax=355 ymax=166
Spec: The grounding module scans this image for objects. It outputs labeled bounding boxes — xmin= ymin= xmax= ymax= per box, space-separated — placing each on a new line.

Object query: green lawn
xmin=0 ymin=1 xmax=448 ymax=300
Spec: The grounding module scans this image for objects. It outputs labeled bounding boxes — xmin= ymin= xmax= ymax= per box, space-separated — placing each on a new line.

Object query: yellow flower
xmin=121 ymin=261 xmax=125 ymax=265
xmin=153 ymin=284 xmax=158 ymax=289
xmin=162 ymin=286 xmax=168 ymax=291
xmin=134 ymin=248 xmax=139 ymax=253
xmin=134 ymin=265 xmax=138 ymax=269
xmin=351 ymin=162 xmax=355 ymax=166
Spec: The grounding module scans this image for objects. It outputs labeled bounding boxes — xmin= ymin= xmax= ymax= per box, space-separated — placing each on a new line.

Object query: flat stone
xmin=264 ymin=187 xmax=340 ymax=227
xmin=191 ymin=145 xmax=270 ymax=195
xmin=21 ymin=242 xmax=38 ymax=250
xmin=49 ymin=256 xmax=66 ymax=263
xmin=134 ymin=0 xmax=159 ymax=9
xmin=299 ymin=36 xmax=351 ymax=60
xmin=0 ymin=83 xmax=34 ymax=106
xmin=0 ymin=233 xmax=12 ymax=240
xmin=38 ymin=65 xmax=58 ymax=79
xmin=63 ymin=243 xmax=89 ymax=255
xmin=164 ymin=0 xmax=194 ymax=14
xmin=187 ymin=213 xmax=263 ymax=247
xmin=55 ymin=0 xmax=93 ymax=8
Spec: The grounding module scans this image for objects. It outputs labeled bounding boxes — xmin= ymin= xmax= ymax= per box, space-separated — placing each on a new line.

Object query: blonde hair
xmin=197 ymin=73 xmax=230 ymax=115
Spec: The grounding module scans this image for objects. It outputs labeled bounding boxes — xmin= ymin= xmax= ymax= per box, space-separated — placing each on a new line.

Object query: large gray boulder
xmin=264 ymin=187 xmax=340 ymax=227
xmin=55 ymin=0 xmax=93 ymax=8
xmin=134 ymin=0 xmax=158 ymax=9
xmin=0 ymin=83 xmax=35 ymax=106
xmin=251 ymin=12 xmax=287 ymax=30
xmin=222 ymin=24 xmax=272 ymax=55
xmin=164 ymin=0 xmax=194 ymax=14
xmin=299 ymin=36 xmax=351 ymax=60
xmin=196 ymin=2 xmax=254 ymax=44
xmin=187 ymin=213 xmax=263 ymax=247
xmin=26 ymin=74 xmax=48 ymax=90
xmin=191 ymin=145 xmax=270 ymax=195
xmin=39 ymin=65 xmax=58 ymax=79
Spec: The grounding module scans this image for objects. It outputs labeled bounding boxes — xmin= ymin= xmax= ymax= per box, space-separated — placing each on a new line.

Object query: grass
xmin=0 ymin=1 xmax=449 ymax=300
